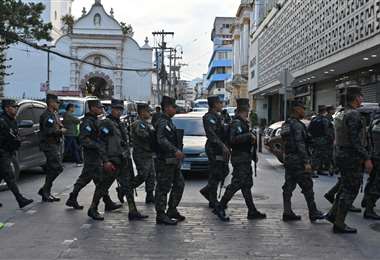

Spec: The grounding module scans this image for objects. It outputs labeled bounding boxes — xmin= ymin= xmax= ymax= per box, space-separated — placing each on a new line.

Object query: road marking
xmin=62 ymin=238 xmax=77 ymax=245
xmin=4 ymin=222 xmax=15 ymax=228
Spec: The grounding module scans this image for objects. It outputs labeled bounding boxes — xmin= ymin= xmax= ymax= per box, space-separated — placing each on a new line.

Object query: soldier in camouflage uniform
xmin=309 ymin=105 xmax=334 ymax=176
xmin=130 ymin=103 xmax=156 ymax=204
xmin=88 ymin=99 xmax=148 ymax=221
xmin=219 ymin=98 xmax=266 ymax=220
xmin=200 ymin=96 xmax=230 ymax=221
xmin=326 ymin=87 xmax=373 ymax=233
xmin=38 ymin=94 xmax=66 ymax=202
xmin=361 ymin=108 xmax=380 ymax=220
xmin=280 ymin=100 xmax=325 ymax=222
xmin=155 ymin=96 xmax=185 ymax=225
xmin=66 ymin=100 xmax=121 ymax=212
xmin=0 ymin=99 xmax=33 ymax=208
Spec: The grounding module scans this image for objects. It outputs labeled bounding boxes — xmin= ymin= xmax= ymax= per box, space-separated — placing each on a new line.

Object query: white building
xmin=5 ymin=0 xmax=153 ymax=101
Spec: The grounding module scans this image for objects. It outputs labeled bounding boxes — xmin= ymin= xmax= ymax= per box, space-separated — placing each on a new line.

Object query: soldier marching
xmin=1 ymin=89 xmax=380 ymax=235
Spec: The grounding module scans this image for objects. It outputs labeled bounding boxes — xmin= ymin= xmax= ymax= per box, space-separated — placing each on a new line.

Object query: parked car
xmin=172 ymin=112 xmax=208 ymax=173
xmin=58 ymin=96 xmax=100 ymax=120
xmin=0 ymin=99 xmax=47 ymax=181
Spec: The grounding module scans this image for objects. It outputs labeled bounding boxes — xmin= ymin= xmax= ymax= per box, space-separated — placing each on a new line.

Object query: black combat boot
xmin=66 ymin=193 xmax=84 ymax=210
xmin=0 ymin=202 xmax=2 ymax=207
xmin=38 ymin=188 xmax=53 ymax=202
xmin=364 ymin=207 xmax=380 ymax=220
xmin=333 ymin=224 xmax=357 ymax=234
xmin=212 ymin=203 xmax=230 ymax=222
xmin=128 ymin=211 xmax=149 ymax=221
xmin=156 ymin=213 xmax=177 ymax=225
xmin=167 ymin=208 xmax=186 ymax=222
xmin=116 ymin=186 xmax=125 ymax=204
xmin=248 ymin=210 xmax=267 ymax=220
xmin=242 ymin=188 xmax=266 ymax=220
xmin=87 ymin=207 xmax=104 ymax=221
xmin=145 ymin=192 xmax=155 ymax=204
xmin=306 ymin=200 xmax=326 ymax=222
xmin=103 ymin=195 xmax=122 ymax=212
xmin=16 ymin=194 xmax=33 ymax=209
xmin=282 ymin=195 xmax=301 ymax=221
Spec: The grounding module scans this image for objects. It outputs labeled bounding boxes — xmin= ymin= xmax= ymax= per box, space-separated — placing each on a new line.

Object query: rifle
xmin=251 ymin=128 xmax=258 ymax=177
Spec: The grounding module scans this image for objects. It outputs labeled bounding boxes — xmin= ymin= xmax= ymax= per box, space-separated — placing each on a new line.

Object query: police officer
xmin=361 ymin=109 xmax=380 ymax=220
xmin=88 ymin=99 xmax=147 ymax=221
xmin=155 ymin=96 xmax=185 ymax=225
xmin=309 ymin=105 xmax=334 ymax=176
xmin=66 ymin=100 xmax=121 ymax=212
xmin=219 ymin=98 xmax=266 ymax=220
xmin=280 ymin=100 xmax=325 ymax=222
xmin=0 ymin=99 xmax=33 ymax=208
xmin=130 ymin=103 xmax=156 ymax=204
xmin=326 ymin=87 xmax=373 ymax=233
xmin=38 ymin=94 xmax=66 ymax=202
xmin=200 ymin=95 xmax=230 ymax=221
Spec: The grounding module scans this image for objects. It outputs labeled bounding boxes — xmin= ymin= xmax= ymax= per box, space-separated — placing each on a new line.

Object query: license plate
xmin=181 ymin=162 xmax=191 ymax=170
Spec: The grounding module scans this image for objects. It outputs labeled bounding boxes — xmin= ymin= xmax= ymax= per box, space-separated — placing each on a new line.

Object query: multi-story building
xmin=229 ymin=0 xmax=254 ymax=106
xmin=249 ymin=0 xmax=380 ymax=124
xmin=205 ymin=17 xmax=234 ymax=102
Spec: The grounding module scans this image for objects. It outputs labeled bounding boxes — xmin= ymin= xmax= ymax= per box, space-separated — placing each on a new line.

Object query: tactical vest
xmin=230 ymin=119 xmax=251 ymax=153
xmin=371 ymin=119 xmax=380 ymax=156
xmin=335 ymin=108 xmax=366 ymax=147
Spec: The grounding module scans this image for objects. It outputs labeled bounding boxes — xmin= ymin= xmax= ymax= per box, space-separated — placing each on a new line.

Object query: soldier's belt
xmin=165 ymin=158 xmax=179 ymax=165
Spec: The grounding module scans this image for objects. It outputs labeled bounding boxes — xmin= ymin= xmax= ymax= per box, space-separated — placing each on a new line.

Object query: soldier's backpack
xmin=308 ymin=116 xmax=325 ymax=138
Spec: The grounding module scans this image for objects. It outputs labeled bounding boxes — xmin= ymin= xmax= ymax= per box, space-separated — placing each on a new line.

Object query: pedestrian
xmin=38 ymin=93 xmax=66 ymax=202
xmin=63 ymin=103 xmax=82 ymax=166
xmin=219 ymin=98 xmax=266 ymax=220
xmin=0 ymin=99 xmax=33 ymax=208
xmin=280 ymin=100 xmax=325 ymax=222
xmin=308 ymin=105 xmax=334 ymax=177
xmin=66 ymin=100 xmax=121 ymax=212
xmin=326 ymin=87 xmax=373 ymax=233
xmin=361 ymin=109 xmax=380 ymax=220
xmin=199 ymin=95 xmax=230 ymax=221
xmin=87 ymin=99 xmax=148 ymax=221
xmin=129 ymin=103 xmax=156 ymax=204
xmin=155 ymin=96 xmax=185 ymax=225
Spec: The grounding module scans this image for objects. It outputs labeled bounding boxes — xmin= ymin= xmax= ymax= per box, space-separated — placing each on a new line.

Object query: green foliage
xmin=120 ymin=22 xmax=134 ymax=37
xmin=61 ymin=14 xmax=74 ymax=34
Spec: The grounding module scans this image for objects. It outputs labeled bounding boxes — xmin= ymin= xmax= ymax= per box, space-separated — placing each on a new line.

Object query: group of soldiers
xmin=1 ymin=87 xmax=380 ymax=232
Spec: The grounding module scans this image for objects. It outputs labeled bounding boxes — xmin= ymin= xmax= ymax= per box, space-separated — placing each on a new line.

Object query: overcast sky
xmin=72 ymin=0 xmax=239 ymax=81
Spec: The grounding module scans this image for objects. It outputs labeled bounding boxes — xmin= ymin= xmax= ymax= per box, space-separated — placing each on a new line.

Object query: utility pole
xmin=152 ymin=30 xmax=174 ymax=102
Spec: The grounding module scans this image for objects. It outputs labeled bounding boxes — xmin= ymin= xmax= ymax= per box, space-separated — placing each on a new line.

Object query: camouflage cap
xmin=207 ymin=95 xmax=222 ymax=107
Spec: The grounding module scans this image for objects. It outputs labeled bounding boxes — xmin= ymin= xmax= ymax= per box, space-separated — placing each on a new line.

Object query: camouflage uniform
xmin=0 ymin=107 xmax=33 ymax=208
xmin=66 ymin=112 xmax=115 ymax=208
xmin=310 ymin=115 xmax=334 ymax=173
xmin=281 ymin=116 xmax=323 ymax=221
xmin=131 ymin=118 xmax=156 ymax=195
xmin=155 ymin=114 xmax=184 ymax=217
xmin=88 ymin=113 xmax=145 ymax=220
xmin=219 ymin=115 xmax=265 ymax=218
xmin=328 ymin=104 xmax=369 ymax=228
xmin=362 ymin=115 xmax=380 ymax=218
xmin=201 ymin=110 xmax=229 ymax=207
xmin=39 ymin=108 xmax=64 ymax=199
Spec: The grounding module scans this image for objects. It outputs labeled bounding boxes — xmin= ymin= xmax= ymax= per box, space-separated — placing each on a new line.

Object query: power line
xmin=1 ymin=31 xmax=155 ymax=72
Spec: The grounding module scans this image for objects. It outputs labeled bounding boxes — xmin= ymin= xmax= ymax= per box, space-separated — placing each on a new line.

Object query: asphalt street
xmin=1 ymin=150 xmax=380 ymax=259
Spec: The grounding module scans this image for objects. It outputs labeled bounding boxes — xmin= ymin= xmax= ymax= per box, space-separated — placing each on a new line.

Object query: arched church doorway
xmin=80 ymin=72 xmax=114 ymax=99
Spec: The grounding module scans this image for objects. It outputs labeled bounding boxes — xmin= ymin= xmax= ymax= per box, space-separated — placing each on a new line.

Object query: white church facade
xmin=5 ymin=0 xmax=153 ymax=101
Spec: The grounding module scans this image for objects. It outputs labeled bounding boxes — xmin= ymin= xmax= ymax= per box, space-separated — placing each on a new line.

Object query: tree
xmin=61 ymin=14 xmax=75 ymax=34
xmin=0 ymin=0 xmax=52 ymax=95
xmin=120 ymin=22 xmax=134 ymax=37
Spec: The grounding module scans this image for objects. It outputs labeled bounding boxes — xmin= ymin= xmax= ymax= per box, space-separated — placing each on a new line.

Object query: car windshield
xmin=59 ymin=100 xmax=84 ymax=118
xmin=194 ymin=101 xmax=208 ymax=108
xmin=173 ymin=117 xmax=205 ymax=136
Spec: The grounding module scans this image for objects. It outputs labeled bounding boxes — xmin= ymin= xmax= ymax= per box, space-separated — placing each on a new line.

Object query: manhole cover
xmin=234 ymin=193 xmax=269 ymax=201
xmin=369 ymin=223 xmax=380 ymax=232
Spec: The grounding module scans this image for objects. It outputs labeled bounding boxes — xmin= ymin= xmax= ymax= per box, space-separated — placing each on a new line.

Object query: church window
xmin=94 ymin=14 xmax=101 ymax=26
xmin=54 ymin=11 xmax=57 ymax=20
xmin=94 ymin=56 xmax=101 ymax=66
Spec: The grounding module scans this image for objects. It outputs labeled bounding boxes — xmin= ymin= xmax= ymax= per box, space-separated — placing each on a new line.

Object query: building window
xmin=94 ymin=56 xmax=101 ymax=66
xmin=94 ymin=13 xmax=101 ymax=26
